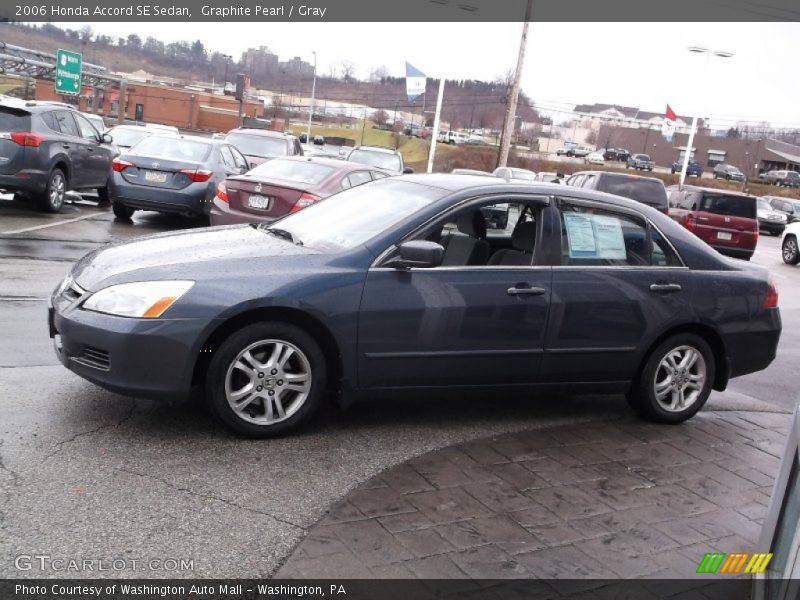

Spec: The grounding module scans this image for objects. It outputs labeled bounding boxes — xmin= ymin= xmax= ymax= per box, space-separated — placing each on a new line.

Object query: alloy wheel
xmin=50 ymin=172 xmax=65 ymax=209
xmin=653 ymin=345 xmax=706 ymax=412
xmin=224 ymin=339 xmax=312 ymax=425
xmin=783 ymin=238 xmax=798 ymax=263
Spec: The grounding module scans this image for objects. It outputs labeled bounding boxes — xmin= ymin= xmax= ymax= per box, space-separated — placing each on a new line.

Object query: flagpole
xmin=427 ymin=77 xmax=445 ymax=174
xmin=679 ymin=116 xmax=698 ymax=189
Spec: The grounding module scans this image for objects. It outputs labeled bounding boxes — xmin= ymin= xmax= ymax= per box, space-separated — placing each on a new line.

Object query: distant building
xmin=574 ymin=102 xmax=703 ymax=133
xmin=597 ymin=123 xmax=800 ymax=175
xmin=242 ymin=46 xmax=280 ymax=75
xmin=279 ymin=56 xmax=313 ymax=78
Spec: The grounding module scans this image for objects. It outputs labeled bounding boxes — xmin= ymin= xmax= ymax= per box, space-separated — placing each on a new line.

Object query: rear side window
xmin=55 ymin=111 xmax=79 ymax=137
xmin=347 ymin=171 xmax=372 ymax=187
xmin=699 ymin=194 xmax=757 ymax=219
xmin=559 ymin=204 xmax=651 ymax=267
xmin=0 ymin=108 xmax=30 ymax=132
xmin=596 ymin=175 xmax=668 ymax=209
xmin=40 ymin=111 xmax=59 ymax=133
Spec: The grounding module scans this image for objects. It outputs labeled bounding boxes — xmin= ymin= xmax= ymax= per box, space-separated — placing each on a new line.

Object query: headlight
xmin=82 ymin=280 xmax=195 ymax=318
xmin=54 ymin=274 xmax=73 ymax=296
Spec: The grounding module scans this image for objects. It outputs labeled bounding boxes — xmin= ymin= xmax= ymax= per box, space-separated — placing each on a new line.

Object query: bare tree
xmin=340 ymin=61 xmax=355 ymax=83
xmin=372 ymin=110 xmax=389 ymax=127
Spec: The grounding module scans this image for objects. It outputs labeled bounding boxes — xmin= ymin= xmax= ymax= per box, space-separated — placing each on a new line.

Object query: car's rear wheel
xmin=112 ymin=201 xmax=134 ymax=220
xmin=628 ymin=334 xmax=714 ymax=424
xmin=783 ymin=235 xmax=800 ymax=265
xmin=37 ymin=168 xmax=66 ymax=213
xmin=205 ymin=322 xmax=326 ymax=437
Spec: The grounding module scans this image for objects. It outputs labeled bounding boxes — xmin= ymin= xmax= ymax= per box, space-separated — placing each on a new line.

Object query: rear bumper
xmin=725 ymin=308 xmax=781 ymax=379
xmin=108 ymin=175 xmax=213 ymax=215
xmin=209 ymin=197 xmax=276 ymax=226
xmin=0 ymin=170 xmax=48 ymax=194
xmin=713 ymin=245 xmax=755 ymax=260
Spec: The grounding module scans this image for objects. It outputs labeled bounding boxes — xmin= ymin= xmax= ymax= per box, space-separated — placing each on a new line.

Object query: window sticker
xmin=564 ymin=213 xmax=627 ymax=259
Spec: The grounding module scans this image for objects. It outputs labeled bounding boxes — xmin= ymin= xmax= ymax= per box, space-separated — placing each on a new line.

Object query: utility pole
xmin=306 ymin=51 xmax=317 ymax=144
xmin=496 ymin=0 xmax=532 ymax=169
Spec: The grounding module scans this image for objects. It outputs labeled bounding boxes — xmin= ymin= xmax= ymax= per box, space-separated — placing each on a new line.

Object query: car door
xmin=357 ymin=195 xmax=552 ymax=389
xmin=541 ymin=196 xmax=692 ymax=384
xmin=53 ymin=111 xmax=87 ymax=187
xmin=72 ymin=112 xmax=112 ymax=187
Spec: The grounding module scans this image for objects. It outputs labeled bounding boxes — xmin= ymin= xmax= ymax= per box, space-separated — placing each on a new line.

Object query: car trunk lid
xmin=224 ymin=175 xmax=309 ymax=217
xmin=117 ymin=156 xmax=208 ymax=190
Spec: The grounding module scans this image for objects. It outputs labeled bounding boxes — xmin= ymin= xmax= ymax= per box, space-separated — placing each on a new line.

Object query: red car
xmin=667 ymin=185 xmax=758 ymax=260
xmin=210 ymin=156 xmax=390 ymax=225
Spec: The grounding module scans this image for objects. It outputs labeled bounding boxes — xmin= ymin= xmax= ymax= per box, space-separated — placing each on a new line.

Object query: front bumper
xmin=49 ymin=290 xmax=217 ymax=401
xmin=758 ymin=219 xmax=786 ymax=234
xmin=713 ymin=245 xmax=755 ymax=260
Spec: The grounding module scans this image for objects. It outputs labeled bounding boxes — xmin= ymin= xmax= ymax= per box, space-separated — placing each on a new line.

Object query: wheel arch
xmin=50 ymin=155 xmax=71 ymax=184
xmin=191 ymin=306 xmax=344 ymax=395
xmin=636 ymin=323 xmax=729 ymax=392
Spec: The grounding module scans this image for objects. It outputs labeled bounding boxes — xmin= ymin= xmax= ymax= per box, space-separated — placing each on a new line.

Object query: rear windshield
xmin=636 ymin=154 xmax=651 ymax=161
xmin=225 ymin=133 xmax=288 ymax=159
xmin=348 ymin=149 xmax=401 ymax=171
xmin=510 ymin=169 xmax=536 ymax=181
xmin=596 ymin=175 xmax=668 ymax=208
xmin=130 ymin=136 xmax=211 ymax=162
xmin=108 ymin=128 xmax=150 ymax=148
xmin=248 ymin=159 xmax=335 ymax=184
xmin=0 ymin=108 xmax=30 ymax=132
xmin=699 ymin=194 xmax=756 ymax=219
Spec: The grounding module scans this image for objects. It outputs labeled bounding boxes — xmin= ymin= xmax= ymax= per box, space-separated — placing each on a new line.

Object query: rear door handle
xmin=507 ymin=286 xmax=546 ymax=296
xmin=650 ymin=283 xmax=682 ymax=292
xmin=62 ymin=143 xmax=70 ymax=148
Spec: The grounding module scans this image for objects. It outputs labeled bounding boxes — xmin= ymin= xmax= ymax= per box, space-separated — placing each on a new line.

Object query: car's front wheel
xmin=783 ymin=235 xmax=800 ymax=265
xmin=205 ymin=322 xmax=326 ymax=437
xmin=628 ymin=334 xmax=714 ymax=424
xmin=37 ymin=168 xmax=66 ymax=213
xmin=97 ymin=185 xmax=110 ymax=206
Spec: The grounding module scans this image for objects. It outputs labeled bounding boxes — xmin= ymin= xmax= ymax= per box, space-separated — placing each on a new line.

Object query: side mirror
xmin=393 ymin=240 xmax=443 ymax=269
xmin=240 ymin=165 xmax=249 ymax=174
xmin=402 ymin=167 xmax=414 ymax=174
xmin=101 ymin=133 xmax=113 ymax=144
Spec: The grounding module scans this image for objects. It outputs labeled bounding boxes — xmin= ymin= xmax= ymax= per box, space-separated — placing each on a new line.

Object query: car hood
xmin=71 ymin=225 xmax=317 ymax=290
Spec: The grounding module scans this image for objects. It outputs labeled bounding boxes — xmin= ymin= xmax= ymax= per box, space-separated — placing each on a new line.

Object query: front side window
xmin=73 ymin=114 xmax=98 ymax=140
xmin=558 ymin=203 xmax=674 ymax=267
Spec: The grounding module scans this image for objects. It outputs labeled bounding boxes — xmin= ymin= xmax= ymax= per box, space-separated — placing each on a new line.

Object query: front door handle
xmin=62 ymin=143 xmax=70 ymax=148
xmin=507 ymin=286 xmax=546 ymax=296
xmin=650 ymin=283 xmax=682 ymax=292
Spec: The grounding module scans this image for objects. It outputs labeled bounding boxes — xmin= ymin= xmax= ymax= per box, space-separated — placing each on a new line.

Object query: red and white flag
xmin=661 ymin=105 xmax=677 ymax=141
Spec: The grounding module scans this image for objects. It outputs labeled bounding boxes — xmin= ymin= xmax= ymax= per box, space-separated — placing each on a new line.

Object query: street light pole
xmin=679 ymin=47 xmax=734 ymax=188
xmin=306 ymin=51 xmax=317 ymax=144
xmin=223 ymin=54 xmax=231 ymax=86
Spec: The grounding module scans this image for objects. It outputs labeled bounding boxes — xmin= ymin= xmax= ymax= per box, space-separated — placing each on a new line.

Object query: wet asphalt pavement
xmin=0 ymin=193 xmax=797 ymax=578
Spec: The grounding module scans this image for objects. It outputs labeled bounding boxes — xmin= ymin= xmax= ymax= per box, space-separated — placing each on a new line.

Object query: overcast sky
xmin=88 ymin=22 xmax=800 ymax=127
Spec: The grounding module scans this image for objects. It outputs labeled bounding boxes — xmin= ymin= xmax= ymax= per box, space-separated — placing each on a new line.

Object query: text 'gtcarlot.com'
xmin=14 ymin=554 xmax=194 ymax=572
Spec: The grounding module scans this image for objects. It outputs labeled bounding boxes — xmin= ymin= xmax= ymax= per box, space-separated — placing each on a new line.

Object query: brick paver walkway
xmin=277 ymin=410 xmax=791 ymax=579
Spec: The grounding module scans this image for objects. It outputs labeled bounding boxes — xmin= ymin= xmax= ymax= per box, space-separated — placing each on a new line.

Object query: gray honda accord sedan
xmin=49 ymin=175 xmax=781 ymax=437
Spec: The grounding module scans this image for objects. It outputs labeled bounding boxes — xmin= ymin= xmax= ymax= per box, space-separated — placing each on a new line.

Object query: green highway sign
xmin=55 ymin=49 xmax=82 ymax=95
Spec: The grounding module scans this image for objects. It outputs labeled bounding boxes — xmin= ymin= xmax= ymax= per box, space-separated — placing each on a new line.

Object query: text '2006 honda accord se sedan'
xmin=49 ymin=175 xmax=781 ymax=437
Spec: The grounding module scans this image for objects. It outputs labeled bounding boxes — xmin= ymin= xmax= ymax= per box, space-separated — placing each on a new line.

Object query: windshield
xmin=108 ymin=128 xmax=150 ymax=148
xmin=758 ymin=199 xmax=771 ymax=211
xmin=249 ymin=159 xmax=335 ymax=184
xmin=226 ymin=133 xmax=288 ymax=158
xmin=265 ymin=180 xmax=445 ymax=252
xmin=348 ymin=149 xmax=401 ymax=171
xmin=638 ymin=154 xmax=651 ymax=161
xmin=130 ymin=136 xmax=211 ymax=162
xmin=510 ymin=169 xmax=536 ymax=180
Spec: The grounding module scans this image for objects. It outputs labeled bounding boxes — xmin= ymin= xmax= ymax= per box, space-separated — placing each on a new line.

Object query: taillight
xmin=214 ymin=182 xmax=229 ymax=203
xmin=682 ymin=213 xmax=697 ymax=232
xmin=179 ymin=169 xmax=213 ymax=183
xmin=662 ymin=207 xmax=670 ymax=215
xmin=10 ymin=132 xmax=44 ymax=147
xmin=290 ymin=192 xmax=321 ymax=213
xmin=763 ymin=276 xmax=779 ymax=308
xmin=112 ymin=157 xmax=134 ymax=172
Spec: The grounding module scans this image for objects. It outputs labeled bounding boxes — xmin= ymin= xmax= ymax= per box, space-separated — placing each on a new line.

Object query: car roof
xmin=268 ymin=155 xmax=383 ymax=171
xmin=570 ymin=170 xmax=664 ymax=184
xmin=352 ymin=145 xmax=400 ymax=154
xmin=0 ymin=97 xmax=77 ymax=112
xmin=667 ymin=184 xmax=755 ymax=198
xmin=227 ymin=128 xmax=292 ymax=139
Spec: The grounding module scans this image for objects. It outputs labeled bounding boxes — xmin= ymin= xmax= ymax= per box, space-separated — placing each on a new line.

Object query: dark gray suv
xmin=0 ymin=98 xmax=117 ymax=212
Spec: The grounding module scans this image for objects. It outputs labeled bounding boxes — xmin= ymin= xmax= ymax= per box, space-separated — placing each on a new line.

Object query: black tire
xmin=783 ymin=235 xmax=800 ymax=265
xmin=112 ymin=201 xmax=134 ymax=220
xmin=37 ymin=168 xmax=67 ymax=213
xmin=627 ymin=333 xmax=715 ymax=424
xmin=671 ymin=169 xmax=676 ymax=174
xmin=205 ymin=321 xmax=327 ymax=437
xmin=726 ymin=174 xmax=731 ymax=181
xmin=97 ymin=185 xmax=110 ymax=206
